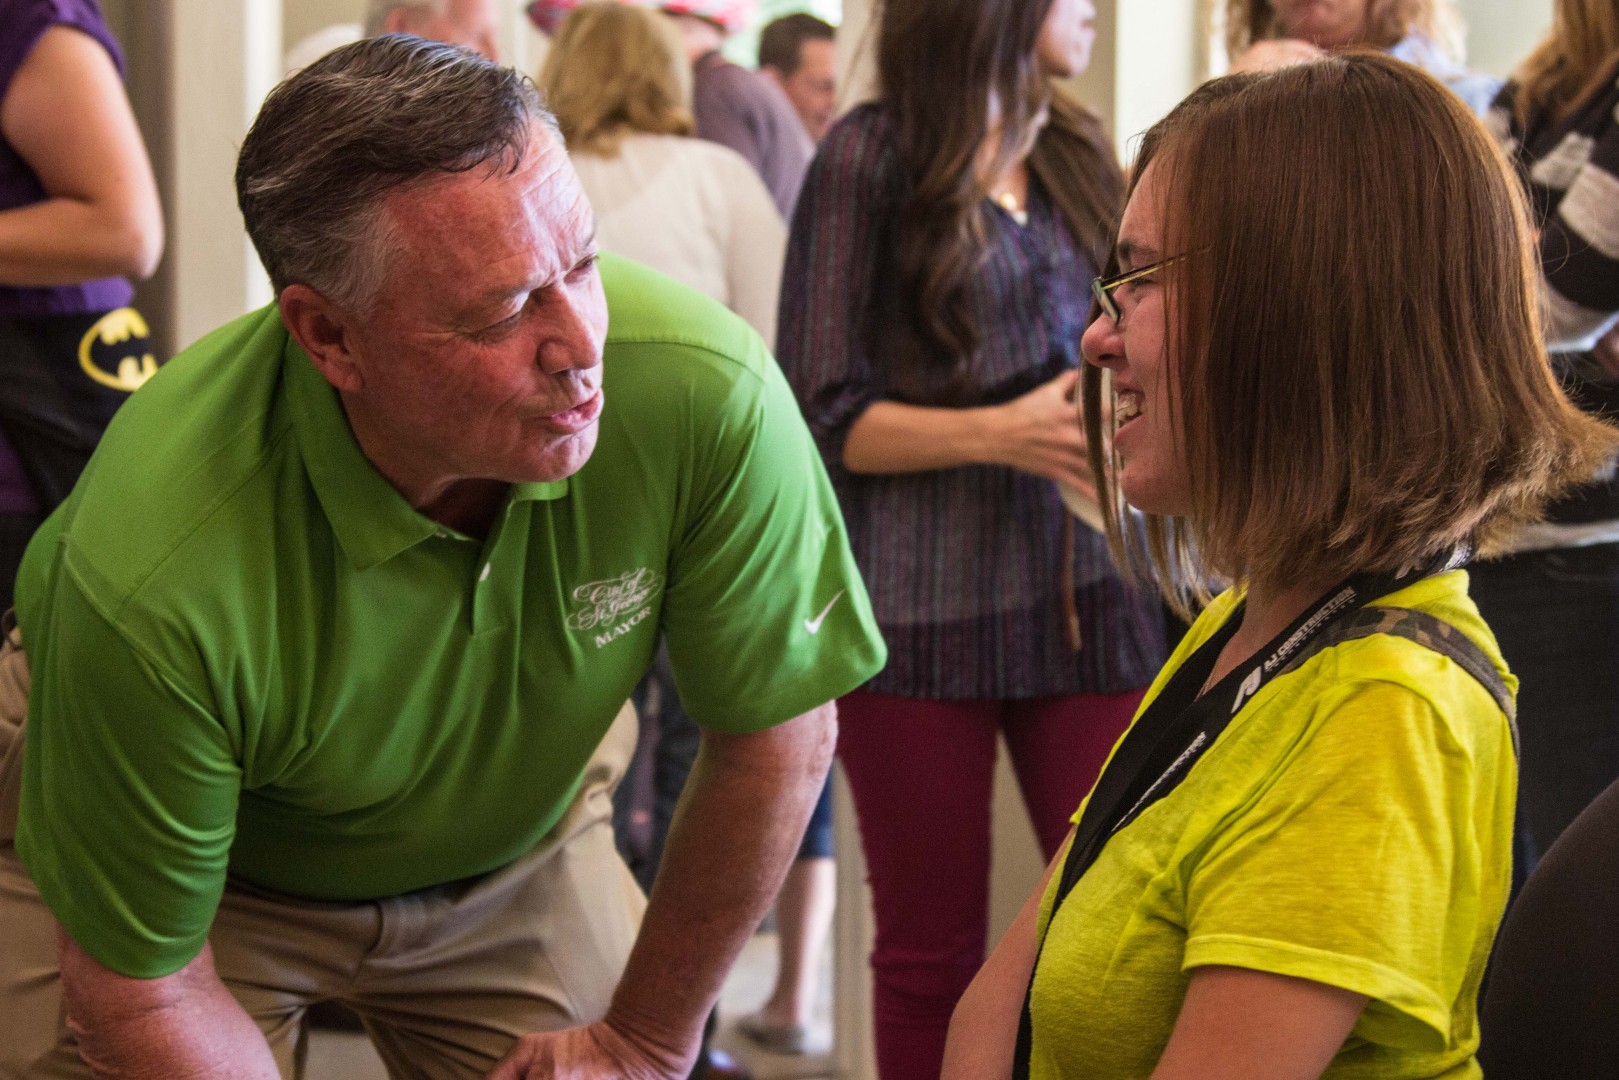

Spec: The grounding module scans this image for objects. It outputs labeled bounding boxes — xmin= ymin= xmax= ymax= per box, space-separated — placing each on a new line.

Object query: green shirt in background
xmin=15 ymin=254 xmax=885 ymax=979
xmin=1029 ymin=571 xmax=1516 ymax=1079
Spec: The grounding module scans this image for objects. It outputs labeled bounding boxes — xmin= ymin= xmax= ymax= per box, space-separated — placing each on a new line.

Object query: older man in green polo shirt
xmin=0 ymin=35 xmax=884 ymax=1080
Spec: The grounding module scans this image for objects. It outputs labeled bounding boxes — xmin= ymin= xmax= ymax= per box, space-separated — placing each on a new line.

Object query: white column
xmin=1457 ymin=0 xmax=1550 ymax=77
xmin=1073 ymin=0 xmax=1209 ymax=162
xmin=166 ymin=0 xmax=282 ymax=351
xmin=1111 ymin=0 xmax=1207 ymax=158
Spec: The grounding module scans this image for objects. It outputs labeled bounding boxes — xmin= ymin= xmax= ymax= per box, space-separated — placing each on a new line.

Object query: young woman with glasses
xmin=775 ymin=1 xmax=1166 ymax=1077
xmin=942 ymin=54 xmax=1618 ymax=1080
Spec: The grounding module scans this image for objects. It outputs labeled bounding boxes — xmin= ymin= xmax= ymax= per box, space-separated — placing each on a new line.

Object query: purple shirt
xmin=777 ymin=105 xmax=1164 ymax=699
xmin=691 ymin=51 xmax=813 ymax=220
xmin=0 ymin=0 xmax=133 ymax=319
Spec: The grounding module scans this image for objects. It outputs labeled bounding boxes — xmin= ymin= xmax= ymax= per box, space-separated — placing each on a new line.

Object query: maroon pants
xmin=836 ymin=687 xmax=1144 ymax=1080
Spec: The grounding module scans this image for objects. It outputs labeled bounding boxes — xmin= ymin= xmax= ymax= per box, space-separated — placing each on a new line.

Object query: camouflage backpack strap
xmin=1276 ymin=606 xmax=1519 ymax=757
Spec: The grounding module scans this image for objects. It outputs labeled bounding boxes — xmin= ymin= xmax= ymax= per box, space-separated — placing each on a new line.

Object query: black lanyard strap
xmin=1010 ymin=552 xmax=1502 ymax=1079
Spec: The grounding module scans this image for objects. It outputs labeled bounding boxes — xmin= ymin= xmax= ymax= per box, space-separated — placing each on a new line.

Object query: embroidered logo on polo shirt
xmin=566 ymin=568 xmax=664 ymax=648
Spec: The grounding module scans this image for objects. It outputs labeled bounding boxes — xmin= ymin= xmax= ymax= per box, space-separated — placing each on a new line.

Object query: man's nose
xmin=535 ymin=286 xmax=605 ymax=375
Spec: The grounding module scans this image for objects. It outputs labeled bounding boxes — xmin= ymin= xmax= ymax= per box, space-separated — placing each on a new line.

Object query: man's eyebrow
xmin=563 ymin=216 xmax=599 ymax=268
xmin=466 ymin=228 xmax=601 ymax=310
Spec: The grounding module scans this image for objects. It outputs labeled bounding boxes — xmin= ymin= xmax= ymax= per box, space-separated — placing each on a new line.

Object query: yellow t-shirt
xmin=1028 ymin=570 xmax=1517 ymax=1079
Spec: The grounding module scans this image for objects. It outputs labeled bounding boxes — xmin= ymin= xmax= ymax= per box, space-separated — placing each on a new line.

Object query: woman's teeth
xmin=1116 ymin=394 xmax=1142 ymax=422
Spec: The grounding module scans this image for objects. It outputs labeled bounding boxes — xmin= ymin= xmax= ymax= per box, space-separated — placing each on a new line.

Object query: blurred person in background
xmin=0 ymin=0 xmax=161 ymax=614
xmin=660 ymin=0 xmax=814 ymax=218
xmin=1224 ymin=0 xmax=1500 ymax=114
xmin=364 ymin=0 xmax=501 ymax=60
xmin=285 ymin=0 xmax=501 ymax=77
xmin=759 ymin=13 xmax=837 ymax=142
xmin=944 ymin=53 xmax=1614 ymax=1080
xmin=1471 ymin=0 xmax=1619 ymax=891
xmin=733 ymin=23 xmax=844 ymax=1057
xmin=541 ymin=2 xmax=784 ymax=344
xmin=776 ymin=1 xmax=1166 ymax=1077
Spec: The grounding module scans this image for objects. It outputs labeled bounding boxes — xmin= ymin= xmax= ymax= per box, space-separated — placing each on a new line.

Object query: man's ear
xmin=280 ymin=284 xmax=366 ymax=393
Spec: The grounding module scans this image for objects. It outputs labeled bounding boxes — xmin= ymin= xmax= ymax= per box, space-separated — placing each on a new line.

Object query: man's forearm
xmin=604 ymin=702 xmax=838 ymax=1059
xmin=58 ymin=934 xmax=280 ymax=1080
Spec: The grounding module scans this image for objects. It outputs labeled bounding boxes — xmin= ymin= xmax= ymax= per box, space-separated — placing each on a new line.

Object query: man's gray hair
xmin=363 ymin=0 xmax=444 ymax=38
xmin=236 ymin=35 xmax=560 ymax=312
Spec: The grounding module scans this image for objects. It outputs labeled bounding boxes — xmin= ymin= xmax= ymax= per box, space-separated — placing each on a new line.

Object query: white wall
xmin=1108 ymin=0 xmax=1207 ymax=158
xmin=284 ymin=0 xmax=367 ymax=51
xmin=1458 ymin=0 xmax=1552 ymax=78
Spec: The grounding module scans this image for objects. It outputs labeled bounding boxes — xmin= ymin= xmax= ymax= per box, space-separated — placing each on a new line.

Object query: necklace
xmin=996 ymin=189 xmax=1028 ymax=226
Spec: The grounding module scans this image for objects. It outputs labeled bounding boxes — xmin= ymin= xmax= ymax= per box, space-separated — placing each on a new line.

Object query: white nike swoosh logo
xmin=804 ymin=590 xmax=845 ymax=635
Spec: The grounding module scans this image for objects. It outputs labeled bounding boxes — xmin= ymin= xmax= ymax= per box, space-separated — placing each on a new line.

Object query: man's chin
xmin=519 ymin=424 xmax=600 ymax=484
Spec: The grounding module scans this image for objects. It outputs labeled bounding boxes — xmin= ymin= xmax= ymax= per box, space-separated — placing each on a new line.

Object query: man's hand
xmin=487 ymin=1018 xmax=693 ymax=1080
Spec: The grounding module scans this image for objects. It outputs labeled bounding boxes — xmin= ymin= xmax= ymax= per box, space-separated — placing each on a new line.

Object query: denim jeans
xmin=1468 ymin=543 xmax=1619 ymax=886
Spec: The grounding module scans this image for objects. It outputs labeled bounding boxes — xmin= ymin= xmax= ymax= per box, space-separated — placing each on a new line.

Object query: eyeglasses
xmin=1091 ymin=253 xmax=1192 ymax=325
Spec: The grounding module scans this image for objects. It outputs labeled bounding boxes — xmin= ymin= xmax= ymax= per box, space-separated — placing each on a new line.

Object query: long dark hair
xmin=876 ymin=0 xmax=1122 ymax=402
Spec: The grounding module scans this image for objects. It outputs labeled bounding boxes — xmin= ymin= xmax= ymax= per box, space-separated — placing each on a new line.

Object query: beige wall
xmin=1459 ymin=0 xmax=1553 ymax=78
xmin=285 ymin=0 xmax=368 ymax=50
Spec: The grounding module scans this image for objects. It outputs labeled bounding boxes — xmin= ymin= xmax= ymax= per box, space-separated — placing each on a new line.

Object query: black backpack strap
xmin=1277 ymin=605 xmax=1519 ymax=756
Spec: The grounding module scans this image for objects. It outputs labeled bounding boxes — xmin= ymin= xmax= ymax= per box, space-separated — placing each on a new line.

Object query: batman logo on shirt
xmin=78 ymin=308 xmax=158 ymax=393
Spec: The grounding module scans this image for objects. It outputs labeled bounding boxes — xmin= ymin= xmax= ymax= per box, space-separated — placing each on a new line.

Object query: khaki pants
xmin=0 ymin=625 xmax=645 ymax=1080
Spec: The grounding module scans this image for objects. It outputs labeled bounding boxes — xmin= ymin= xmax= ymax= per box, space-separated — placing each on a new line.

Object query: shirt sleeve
xmin=693 ymin=64 xmax=768 ymax=177
xmin=15 ymin=558 xmax=239 ymax=979
xmin=0 ymin=0 xmax=125 ymax=102
xmin=1181 ymin=675 xmax=1513 ymax=1051
xmin=774 ymin=107 xmax=897 ymax=464
xmin=660 ymin=336 xmax=886 ymax=732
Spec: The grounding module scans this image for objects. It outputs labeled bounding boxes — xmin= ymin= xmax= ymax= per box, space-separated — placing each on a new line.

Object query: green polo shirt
xmin=14 ymin=254 xmax=885 ymax=979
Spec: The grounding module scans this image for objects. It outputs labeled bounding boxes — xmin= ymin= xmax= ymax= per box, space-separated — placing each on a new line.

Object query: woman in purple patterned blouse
xmin=0 ymin=0 xmax=162 ymax=613
xmin=774 ymin=1 xmax=1165 ymax=1077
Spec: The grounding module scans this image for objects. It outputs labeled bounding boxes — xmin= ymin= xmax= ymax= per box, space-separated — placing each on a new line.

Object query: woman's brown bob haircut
xmin=539 ymin=2 xmax=694 ymax=157
xmin=1082 ymin=52 xmax=1619 ymax=610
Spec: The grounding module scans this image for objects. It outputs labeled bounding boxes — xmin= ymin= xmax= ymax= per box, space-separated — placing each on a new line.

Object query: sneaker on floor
xmin=737 ymin=1011 xmax=810 ymax=1056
